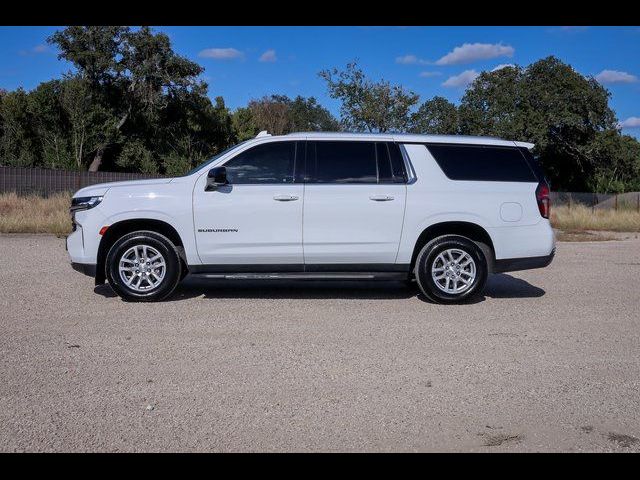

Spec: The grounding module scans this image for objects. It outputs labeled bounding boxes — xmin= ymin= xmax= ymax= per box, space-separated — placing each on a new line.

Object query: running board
xmin=190 ymin=272 xmax=408 ymax=281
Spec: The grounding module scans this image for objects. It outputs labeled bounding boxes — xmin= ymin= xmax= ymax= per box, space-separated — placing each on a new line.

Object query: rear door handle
xmin=369 ymin=195 xmax=394 ymax=201
xmin=273 ymin=194 xmax=299 ymax=201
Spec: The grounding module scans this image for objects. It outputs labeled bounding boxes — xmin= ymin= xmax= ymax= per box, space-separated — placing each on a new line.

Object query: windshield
xmin=185 ymin=141 xmax=250 ymax=176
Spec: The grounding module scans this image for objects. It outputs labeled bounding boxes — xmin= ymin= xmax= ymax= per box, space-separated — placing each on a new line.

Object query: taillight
xmin=536 ymin=182 xmax=550 ymax=219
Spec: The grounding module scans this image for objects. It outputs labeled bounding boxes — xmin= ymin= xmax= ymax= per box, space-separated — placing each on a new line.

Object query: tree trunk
xmin=88 ymin=147 xmax=104 ymax=172
xmin=86 ymin=112 xmax=127 ymax=172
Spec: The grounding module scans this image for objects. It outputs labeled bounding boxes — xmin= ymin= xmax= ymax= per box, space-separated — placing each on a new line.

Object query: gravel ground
xmin=1 ymin=234 xmax=639 ymax=452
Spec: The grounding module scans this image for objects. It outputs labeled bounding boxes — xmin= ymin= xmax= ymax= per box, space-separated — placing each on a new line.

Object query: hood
xmin=73 ymin=178 xmax=173 ymax=198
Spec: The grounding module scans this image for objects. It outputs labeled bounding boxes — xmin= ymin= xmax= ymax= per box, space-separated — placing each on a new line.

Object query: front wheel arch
xmin=96 ymin=218 xmax=186 ymax=285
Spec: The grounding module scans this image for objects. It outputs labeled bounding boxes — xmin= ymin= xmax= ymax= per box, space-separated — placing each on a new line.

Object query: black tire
xmin=105 ymin=230 xmax=182 ymax=302
xmin=414 ymin=234 xmax=488 ymax=304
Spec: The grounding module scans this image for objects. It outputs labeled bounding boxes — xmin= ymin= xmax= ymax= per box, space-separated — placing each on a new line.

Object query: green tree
xmin=319 ymin=61 xmax=418 ymax=133
xmin=410 ymin=96 xmax=459 ymax=135
xmin=587 ymin=131 xmax=640 ymax=193
xmin=160 ymin=94 xmax=235 ymax=175
xmin=287 ymin=95 xmax=340 ymax=131
xmin=59 ymin=75 xmax=119 ymax=170
xmin=232 ymin=107 xmax=258 ymax=141
xmin=48 ymin=26 xmax=209 ymax=172
xmin=26 ymin=80 xmax=72 ymax=169
xmin=231 ymin=94 xmax=339 ymax=140
xmin=0 ymin=88 xmax=38 ymax=167
xmin=459 ymin=57 xmax=620 ymax=191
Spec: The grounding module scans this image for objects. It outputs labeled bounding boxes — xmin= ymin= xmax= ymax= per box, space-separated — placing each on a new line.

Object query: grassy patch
xmin=0 ymin=192 xmax=72 ymax=235
xmin=551 ymin=205 xmax=640 ymax=232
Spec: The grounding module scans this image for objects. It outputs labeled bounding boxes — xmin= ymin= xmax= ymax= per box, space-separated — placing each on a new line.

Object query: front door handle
xmin=273 ymin=194 xmax=299 ymax=201
xmin=369 ymin=195 xmax=394 ymax=201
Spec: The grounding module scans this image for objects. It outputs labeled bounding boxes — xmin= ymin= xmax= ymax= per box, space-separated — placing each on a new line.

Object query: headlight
xmin=70 ymin=196 xmax=103 ymax=213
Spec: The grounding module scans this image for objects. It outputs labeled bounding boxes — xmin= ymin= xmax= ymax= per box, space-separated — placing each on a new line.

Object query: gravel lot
xmin=1 ymin=234 xmax=640 ymax=452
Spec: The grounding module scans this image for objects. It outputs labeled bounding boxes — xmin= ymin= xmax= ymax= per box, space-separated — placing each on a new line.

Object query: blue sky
xmin=1 ymin=26 xmax=639 ymax=137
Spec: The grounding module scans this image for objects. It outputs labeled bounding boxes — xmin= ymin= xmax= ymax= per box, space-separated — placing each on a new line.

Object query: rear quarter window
xmin=426 ymin=144 xmax=537 ymax=182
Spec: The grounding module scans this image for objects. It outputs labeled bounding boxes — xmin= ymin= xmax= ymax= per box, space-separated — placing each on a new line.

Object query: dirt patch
xmin=481 ymin=433 xmax=524 ymax=447
xmin=607 ymin=433 xmax=639 ymax=448
xmin=556 ymin=230 xmax=617 ymax=242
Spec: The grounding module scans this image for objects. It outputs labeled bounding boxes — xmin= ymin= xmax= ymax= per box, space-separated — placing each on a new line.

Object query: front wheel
xmin=414 ymin=235 xmax=488 ymax=304
xmin=105 ymin=231 xmax=182 ymax=302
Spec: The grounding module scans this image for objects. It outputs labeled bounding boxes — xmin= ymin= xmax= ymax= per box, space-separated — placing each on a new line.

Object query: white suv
xmin=67 ymin=132 xmax=555 ymax=303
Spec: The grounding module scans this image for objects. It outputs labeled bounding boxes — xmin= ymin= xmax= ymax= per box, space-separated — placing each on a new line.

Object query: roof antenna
xmin=256 ymin=131 xmax=271 ymax=138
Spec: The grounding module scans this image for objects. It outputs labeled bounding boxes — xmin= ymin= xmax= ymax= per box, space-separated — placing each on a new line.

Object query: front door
xmin=193 ymin=140 xmax=304 ymax=266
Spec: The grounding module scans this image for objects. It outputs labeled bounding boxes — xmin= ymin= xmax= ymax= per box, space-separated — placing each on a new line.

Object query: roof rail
xmin=256 ymin=130 xmax=271 ymax=138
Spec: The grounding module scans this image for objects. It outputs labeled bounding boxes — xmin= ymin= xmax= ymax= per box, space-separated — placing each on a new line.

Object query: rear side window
xmin=376 ymin=143 xmax=407 ymax=184
xmin=517 ymin=147 xmax=546 ymax=182
xmin=306 ymin=141 xmax=407 ymax=184
xmin=426 ymin=144 xmax=537 ymax=182
xmin=308 ymin=141 xmax=377 ymax=184
xmin=388 ymin=143 xmax=408 ymax=183
xmin=224 ymin=142 xmax=296 ymax=184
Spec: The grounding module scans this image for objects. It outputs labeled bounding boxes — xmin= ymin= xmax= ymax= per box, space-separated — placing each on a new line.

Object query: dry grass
xmin=551 ymin=205 xmax=640 ymax=233
xmin=0 ymin=192 xmax=72 ymax=236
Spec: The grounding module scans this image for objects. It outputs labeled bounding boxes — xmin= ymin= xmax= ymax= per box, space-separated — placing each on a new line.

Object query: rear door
xmin=302 ymin=140 xmax=407 ymax=266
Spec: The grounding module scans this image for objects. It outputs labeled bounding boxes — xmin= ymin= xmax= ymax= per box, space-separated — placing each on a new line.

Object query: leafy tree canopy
xmin=410 ymin=96 xmax=459 ymax=135
xmin=319 ymin=61 xmax=419 ymax=133
xmin=459 ymin=56 xmax=625 ymax=190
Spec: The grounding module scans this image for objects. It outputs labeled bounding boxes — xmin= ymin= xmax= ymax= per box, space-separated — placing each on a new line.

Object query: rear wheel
xmin=106 ymin=231 xmax=181 ymax=302
xmin=414 ymin=235 xmax=488 ymax=304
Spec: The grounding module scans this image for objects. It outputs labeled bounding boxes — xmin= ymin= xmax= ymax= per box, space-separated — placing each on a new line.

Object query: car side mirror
xmin=205 ymin=166 xmax=228 ymax=191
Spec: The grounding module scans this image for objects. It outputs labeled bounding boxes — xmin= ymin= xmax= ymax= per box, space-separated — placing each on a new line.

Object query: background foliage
xmin=0 ymin=26 xmax=638 ymax=192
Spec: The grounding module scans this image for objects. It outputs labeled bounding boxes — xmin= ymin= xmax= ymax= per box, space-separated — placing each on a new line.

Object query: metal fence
xmin=0 ymin=166 xmax=165 ymax=196
xmin=551 ymin=191 xmax=640 ymax=211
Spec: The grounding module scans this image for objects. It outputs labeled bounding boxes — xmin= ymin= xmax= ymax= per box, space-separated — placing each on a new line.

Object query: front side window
xmin=223 ymin=142 xmax=296 ymax=184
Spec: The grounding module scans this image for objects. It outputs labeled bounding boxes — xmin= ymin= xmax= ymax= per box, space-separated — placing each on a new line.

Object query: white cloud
xmin=419 ymin=71 xmax=442 ymax=78
xmin=492 ymin=63 xmax=515 ymax=72
xmin=554 ymin=26 xmax=589 ymax=33
xmin=435 ymin=42 xmax=514 ymax=66
xmin=595 ymin=69 xmax=638 ymax=84
xmin=396 ymin=54 xmax=428 ymax=65
xmin=19 ymin=44 xmax=49 ymax=56
xmin=259 ymin=49 xmax=277 ymax=62
xmin=618 ymin=117 xmax=640 ymax=129
xmin=198 ymin=48 xmax=243 ymax=60
xmin=442 ymin=69 xmax=480 ymax=88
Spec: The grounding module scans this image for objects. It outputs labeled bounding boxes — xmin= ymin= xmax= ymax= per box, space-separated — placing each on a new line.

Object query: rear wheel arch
xmin=409 ymin=221 xmax=495 ymax=273
xmin=96 ymin=219 xmax=186 ymax=285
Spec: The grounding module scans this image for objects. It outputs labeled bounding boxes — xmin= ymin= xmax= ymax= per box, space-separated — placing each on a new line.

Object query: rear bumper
xmin=493 ymin=248 xmax=555 ymax=274
xmin=71 ymin=262 xmax=97 ymax=278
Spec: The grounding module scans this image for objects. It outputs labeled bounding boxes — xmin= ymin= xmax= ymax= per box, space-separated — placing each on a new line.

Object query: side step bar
xmin=190 ymin=272 xmax=408 ymax=281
